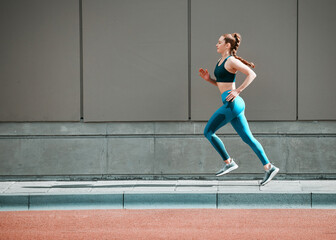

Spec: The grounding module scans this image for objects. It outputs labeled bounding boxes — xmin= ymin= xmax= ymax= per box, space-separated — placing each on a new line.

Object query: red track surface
xmin=1 ymin=209 xmax=336 ymax=240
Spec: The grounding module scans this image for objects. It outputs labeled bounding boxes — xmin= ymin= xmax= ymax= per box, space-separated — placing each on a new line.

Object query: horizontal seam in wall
xmin=1 ymin=173 xmax=336 ymax=176
xmin=1 ymin=173 xmax=336 ymax=179
xmin=0 ymin=134 xmax=336 ymax=139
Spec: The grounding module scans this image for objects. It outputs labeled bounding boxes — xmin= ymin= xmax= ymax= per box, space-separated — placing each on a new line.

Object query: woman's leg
xmin=204 ymin=105 xmax=234 ymax=161
xmin=230 ymin=111 xmax=270 ymax=166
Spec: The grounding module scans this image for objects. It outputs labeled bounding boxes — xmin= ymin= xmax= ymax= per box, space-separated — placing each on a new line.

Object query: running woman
xmin=199 ymin=33 xmax=279 ymax=186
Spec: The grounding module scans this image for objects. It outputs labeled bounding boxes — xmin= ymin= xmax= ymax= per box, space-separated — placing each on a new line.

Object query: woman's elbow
xmin=250 ymin=72 xmax=257 ymax=79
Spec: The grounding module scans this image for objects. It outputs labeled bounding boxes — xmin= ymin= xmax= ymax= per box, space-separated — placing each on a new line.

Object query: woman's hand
xmin=226 ymin=89 xmax=241 ymax=102
xmin=199 ymin=68 xmax=210 ymax=81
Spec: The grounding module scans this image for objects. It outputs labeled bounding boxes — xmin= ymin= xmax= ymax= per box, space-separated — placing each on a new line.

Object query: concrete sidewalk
xmin=1 ymin=180 xmax=336 ymax=210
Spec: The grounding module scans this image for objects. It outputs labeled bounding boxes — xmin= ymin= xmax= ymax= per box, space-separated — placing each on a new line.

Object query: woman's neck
xmin=221 ymin=52 xmax=231 ymax=59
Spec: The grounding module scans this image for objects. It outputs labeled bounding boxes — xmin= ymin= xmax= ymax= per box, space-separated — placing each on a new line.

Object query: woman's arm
xmin=232 ymin=58 xmax=257 ymax=93
xmin=236 ymin=72 xmax=256 ymax=93
xmin=199 ymin=68 xmax=217 ymax=86
xmin=207 ymin=76 xmax=218 ymax=86
xmin=225 ymin=58 xmax=257 ymax=102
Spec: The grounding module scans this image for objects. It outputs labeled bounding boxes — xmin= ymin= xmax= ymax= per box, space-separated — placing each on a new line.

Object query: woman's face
xmin=216 ymin=36 xmax=229 ymax=53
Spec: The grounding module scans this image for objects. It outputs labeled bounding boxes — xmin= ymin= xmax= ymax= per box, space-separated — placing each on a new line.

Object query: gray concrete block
xmin=249 ymin=121 xmax=336 ymax=135
xmin=4 ymin=181 xmax=52 ymax=194
xmin=0 ymin=122 xmax=107 ymax=136
xmin=107 ymin=123 xmax=154 ymax=135
xmin=90 ymin=180 xmax=136 ymax=193
xmin=193 ymin=121 xmax=336 ymax=135
xmin=107 ymin=138 xmax=155 ymax=174
xmin=0 ymin=195 xmax=29 ymax=211
xmin=218 ymin=180 xmax=259 ymax=186
xmin=175 ymin=180 xmax=218 ymax=192
xmin=312 ymin=193 xmax=336 ymax=209
xmin=47 ymin=186 xmax=92 ymax=194
xmin=194 ymin=122 xmax=236 ymax=135
xmin=287 ymin=137 xmax=336 ymax=173
xmin=124 ymin=193 xmax=216 ymax=209
xmin=0 ymin=121 xmax=335 ymax=178
xmin=30 ymin=194 xmax=123 ymax=210
xmin=274 ymin=121 xmax=336 ymax=134
xmin=132 ymin=186 xmax=176 ymax=192
xmin=218 ymin=193 xmax=311 ymax=208
xmin=154 ymin=137 xmax=220 ymax=174
xmin=129 ymin=180 xmax=177 ymax=192
xmin=218 ymin=183 xmax=261 ymax=193
xmin=231 ymin=136 xmax=286 ymax=173
xmin=0 ymin=181 xmax=15 ymax=193
xmin=155 ymin=122 xmax=197 ymax=135
xmin=259 ymin=180 xmax=302 ymax=192
xmin=154 ymin=136 xmax=284 ymax=174
xmin=0 ymin=138 xmax=107 ymax=175
xmin=177 ymin=180 xmax=219 ymax=185
xmin=218 ymin=185 xmax=260 ymax=193
xmin=300 ymin=180 xmax=336 ymax=192
xmin=1 ymin=121 xmax=335 ymax=136
xmin=175 ymin=186 xmax=218 ymax=192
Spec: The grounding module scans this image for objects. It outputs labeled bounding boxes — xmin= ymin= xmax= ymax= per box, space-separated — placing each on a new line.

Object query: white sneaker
xmin=215 ymin=159 xmax=239 ymax=176
xmin=260 ymin=163 xmax=280 ymax=186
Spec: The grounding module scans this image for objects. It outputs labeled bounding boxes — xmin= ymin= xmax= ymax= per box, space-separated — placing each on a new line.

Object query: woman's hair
xmin=222 ymin=33 xmax=255 ymax=68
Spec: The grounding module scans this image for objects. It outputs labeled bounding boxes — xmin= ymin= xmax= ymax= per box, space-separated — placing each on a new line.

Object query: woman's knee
xmin=241 ymin=134 xmax=254 ymax=145
xmin=204 ymin=126 xmax=215 ymax=140
xmin=204 ymin=128 xmax=211 ymax=139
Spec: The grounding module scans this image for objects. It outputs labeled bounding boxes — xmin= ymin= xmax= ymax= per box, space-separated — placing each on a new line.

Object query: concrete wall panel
xmin=82 ymin=0 xmax=188 ymax=121
xmin=191 ymin=0 xmax=297 ymax=120
xmin=298 ymin=0 xmax=336 ymax=120
xmin=1 ymin=122 xmax=335 ymax=178
xmin=0 ymin=138 xmax=106 ymax=175
xmin=0 ymin=0 xmax=80 ymax=121
xmin=107 ymin=138 xmax=155 ymax=174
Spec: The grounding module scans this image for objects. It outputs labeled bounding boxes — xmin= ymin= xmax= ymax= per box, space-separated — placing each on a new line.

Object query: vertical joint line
xmin=79 ymin=0 xmax=84 ymax=121
xmin=296 ymin=0 xmax=299 ymax=120
xmin=216 ymin=192 xmax=218 ymax=209
xmin=105 ymin=124 xmax=109 ymax=176
xmin=28 ymin=195 xmax=31 ymax=210
xmin=153 ymin=133 xmax=156 ymax=174
xmin=188 ymin=0 xmax=191 ymax=120
xmin=123 ymin=193 xmax=125 ymax=209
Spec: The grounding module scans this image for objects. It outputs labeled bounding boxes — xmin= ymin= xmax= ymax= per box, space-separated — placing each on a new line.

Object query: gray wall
xmin=0 ymin=0 xmax=80 ymax=121
xmin=0 ymin=121 xmax=335 ymax=180
xmin=0 ymin=0 xmax=335 ymax=180
xmin=298 ymin=0 xmax=336 ymax=120
xmin=83 ymin=0 xmax=188 ymax=121
xmin=191 ymin=0 xmax=297 ymax=120
xmin=0 ymin=0 xmax=335 ymax=121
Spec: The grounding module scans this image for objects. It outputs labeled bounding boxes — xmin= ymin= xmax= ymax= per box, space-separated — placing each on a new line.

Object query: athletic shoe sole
xmin=216 ymin=164 xmax=239 ymax=177
xmin=260 ymin=167 xmax=279 ymax=186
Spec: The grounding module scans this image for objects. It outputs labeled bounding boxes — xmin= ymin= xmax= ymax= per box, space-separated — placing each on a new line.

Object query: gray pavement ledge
xmin=0 ymin=180 xmax=336 ymax=211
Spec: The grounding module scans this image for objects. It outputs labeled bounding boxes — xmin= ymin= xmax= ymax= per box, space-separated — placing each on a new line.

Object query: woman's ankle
xmin=264 ymin=163 xmax=271 ymax=171
xmin=225 ymin=158 xmax=232 ymax=164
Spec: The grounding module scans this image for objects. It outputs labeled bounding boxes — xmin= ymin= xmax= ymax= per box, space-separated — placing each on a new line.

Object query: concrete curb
xmin=1 ymin=192 xmax=336 ymax=211
xmin=1 ymin=180 xmax=336 ymax=210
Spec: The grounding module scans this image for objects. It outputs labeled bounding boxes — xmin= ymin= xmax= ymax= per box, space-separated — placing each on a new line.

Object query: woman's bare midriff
xmin=217 ymin=82 xmax=236 ymax=94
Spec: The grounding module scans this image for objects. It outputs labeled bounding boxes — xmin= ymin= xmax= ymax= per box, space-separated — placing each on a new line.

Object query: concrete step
xmin=1 ymin=180 xmax=336 ymax=210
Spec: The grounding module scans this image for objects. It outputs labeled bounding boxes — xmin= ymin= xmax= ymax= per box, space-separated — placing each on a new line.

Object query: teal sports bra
xmin=214 ymin=55 xmax=236 ymax=82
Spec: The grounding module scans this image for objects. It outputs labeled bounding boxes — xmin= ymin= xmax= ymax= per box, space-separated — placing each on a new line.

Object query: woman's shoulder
xmin=227 ymin=56 xmax=239 ymax=63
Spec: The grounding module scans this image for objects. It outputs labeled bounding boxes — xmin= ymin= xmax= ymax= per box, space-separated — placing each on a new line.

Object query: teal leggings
xmin=204 ymin=90 xmax=270 ymax=166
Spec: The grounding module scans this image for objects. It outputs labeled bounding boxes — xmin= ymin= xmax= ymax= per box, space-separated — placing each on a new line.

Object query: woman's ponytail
xmin=223 ymin=33 xmax=255 ymax=68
